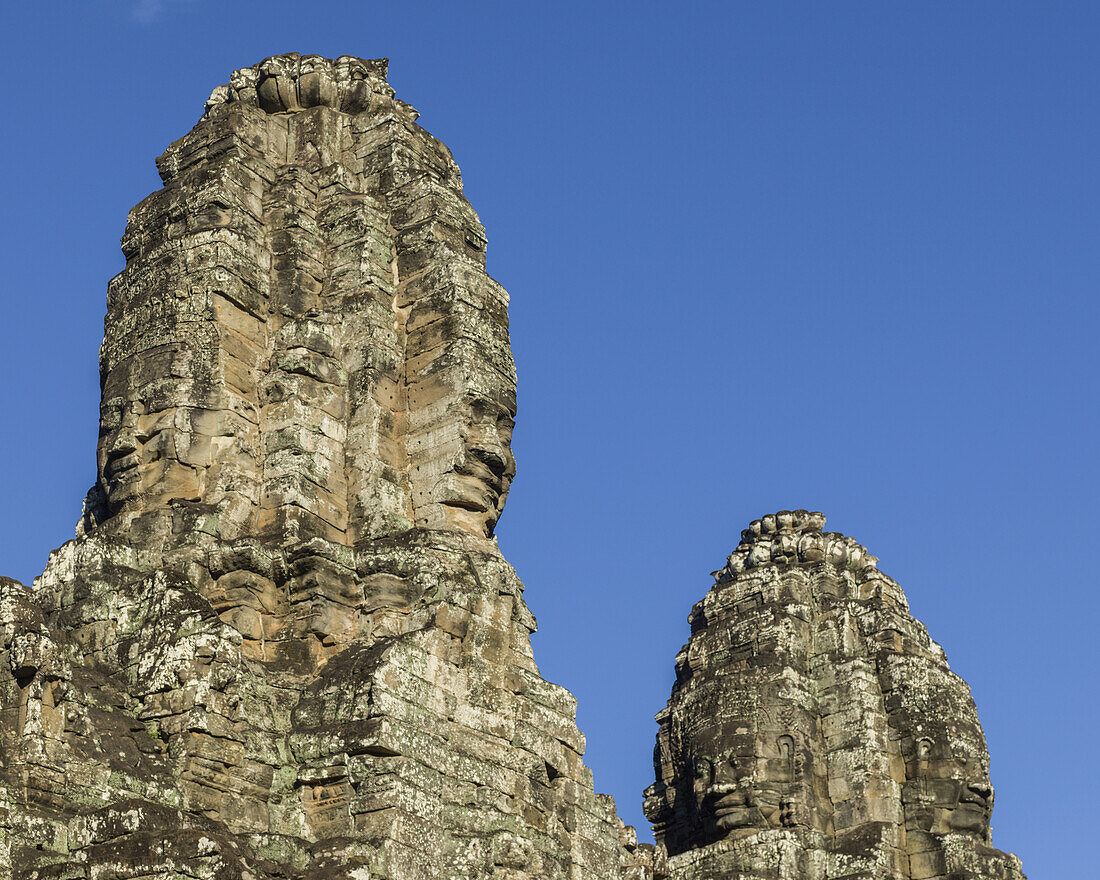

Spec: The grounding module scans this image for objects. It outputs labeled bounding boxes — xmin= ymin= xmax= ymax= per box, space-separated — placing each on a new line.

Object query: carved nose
xmin=104 ymin=426 xmax=139 ymax=464
xmin=464 ymin=422 xmax=509 ymax=475
xmin=707 ymin=782 xmax=750 ymax=806
xmin=468 ymin=440 xmax=507 ymax=478
xmin=107 ymin=434 xmax=138 ymax=457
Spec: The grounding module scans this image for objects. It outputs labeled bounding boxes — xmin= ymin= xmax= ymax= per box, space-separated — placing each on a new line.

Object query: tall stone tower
xmin=0 ymin=55 xmax=646 ymax=880
xmin=645 ymin=510 xmax=1026 ymax=880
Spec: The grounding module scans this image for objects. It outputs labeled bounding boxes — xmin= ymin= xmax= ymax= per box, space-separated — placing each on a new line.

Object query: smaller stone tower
xmin=645 ymin=510 xmax=1026 ymax=880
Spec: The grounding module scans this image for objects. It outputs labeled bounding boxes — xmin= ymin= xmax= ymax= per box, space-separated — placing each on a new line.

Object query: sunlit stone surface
xmin=0 ymin=55 xmax=650 ymax=880
xmin=645 ymin=511 xmax=1026 ymax=880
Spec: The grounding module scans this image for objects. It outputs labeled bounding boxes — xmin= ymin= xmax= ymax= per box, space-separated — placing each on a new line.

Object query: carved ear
xmin=777 ymin=734 xmax=795 ymax=780
xmin=691 ymin=756 xmax=714 ymax=782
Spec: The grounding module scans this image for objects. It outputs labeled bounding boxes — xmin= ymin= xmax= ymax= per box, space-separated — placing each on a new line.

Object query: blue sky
xmin=2 ymin=2 xmax=1097 ymax=873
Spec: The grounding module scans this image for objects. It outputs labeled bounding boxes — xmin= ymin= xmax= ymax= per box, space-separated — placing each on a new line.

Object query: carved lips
xmin=705 ymin=782 xmax=756 ymax=833
xmin=949 ymin=782 xmax=994 ymax=832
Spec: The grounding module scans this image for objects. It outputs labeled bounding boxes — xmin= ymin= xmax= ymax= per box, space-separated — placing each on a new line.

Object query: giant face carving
xmin=685 ymin=732 xmax=763 ymax=841
xmin=650 ymin=602 xmax=822 ymax=857
xmin=668 ymin=696 xmax=816 ymax=850
xmin=95 ymin=178 xmax=248 ymax=527
xmin=97 ymin=344 xmax=209 ymax=516
xmin=896 ymin=659 xmax=995 ymax=839
xmin=914 ymin=736 xmax=993 ymax=835
xmin=437 ymin=392 xmax=516 ymax=536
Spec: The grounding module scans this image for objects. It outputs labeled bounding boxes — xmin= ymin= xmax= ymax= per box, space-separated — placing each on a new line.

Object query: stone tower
xmin=0 ymin=55 xmax=648 ymax=880
xmin=644 ymin=510 xmax=1026 ymax=880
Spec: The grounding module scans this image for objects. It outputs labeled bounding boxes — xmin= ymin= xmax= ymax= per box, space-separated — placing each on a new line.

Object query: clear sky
xmin=1 ymin=2 xmax=1096 ymax=874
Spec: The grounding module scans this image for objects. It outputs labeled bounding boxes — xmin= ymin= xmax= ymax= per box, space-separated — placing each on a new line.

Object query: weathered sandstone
xmin=0 ymin=54 xmax=647 ymax=880
xmin=645 ymin=511 xmax=1026 ymax=880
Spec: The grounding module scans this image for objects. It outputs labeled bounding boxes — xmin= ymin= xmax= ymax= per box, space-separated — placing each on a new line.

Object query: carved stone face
xmin=688 ymin=750 xmax=760 ymax=840
xmin=893 ymin=657 xmax=994 ymax=840
xmin=909 ymin=721 xmax=994 ymax=837
xmin=438 ymin=393 xmax=516 ymax=536
xmin=674 ymin=712 xmax=815 ymax=848
xmin=98 ymin=345 xmax=208 ymax=516
xmin=99 ymin=400 xmax=168 ymax=511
